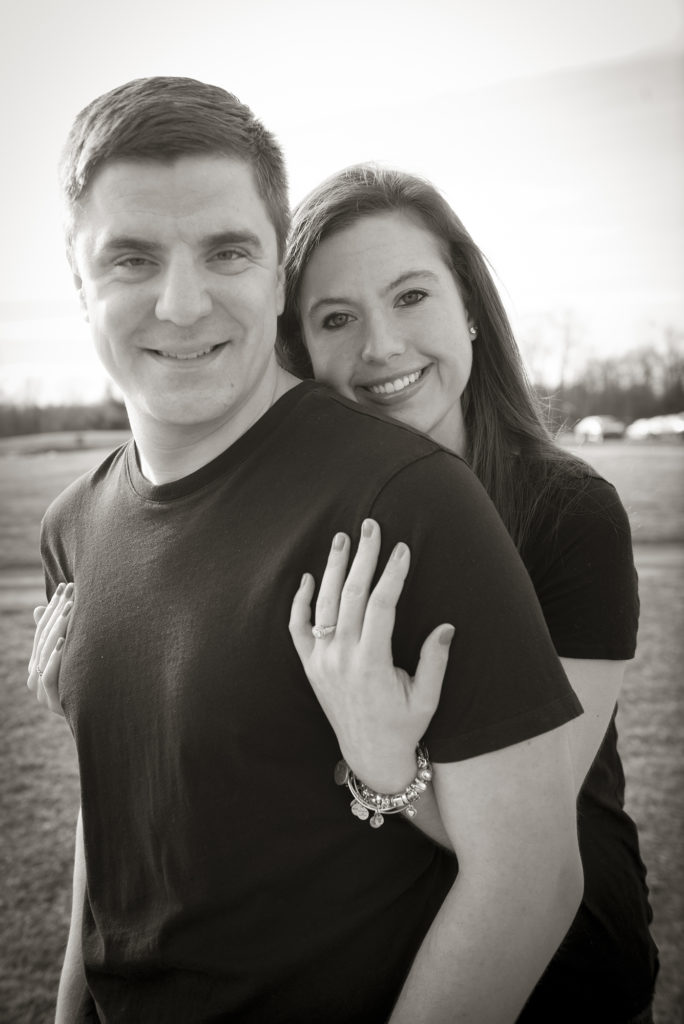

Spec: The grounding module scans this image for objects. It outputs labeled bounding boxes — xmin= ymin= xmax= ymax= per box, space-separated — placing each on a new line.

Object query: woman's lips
xmin=358 ymin=365 xmax=429 ymax=400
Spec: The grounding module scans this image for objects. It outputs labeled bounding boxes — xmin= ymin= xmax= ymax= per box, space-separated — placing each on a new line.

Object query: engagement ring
xmin=312 ymin=624 xmax=336 ymax=639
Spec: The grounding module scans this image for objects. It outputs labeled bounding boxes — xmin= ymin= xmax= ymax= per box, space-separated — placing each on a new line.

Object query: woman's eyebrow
xmin=385 ymin=269 xmax=440 ymax=291
xmin=307 ymin=294 xmax=355 ymax=317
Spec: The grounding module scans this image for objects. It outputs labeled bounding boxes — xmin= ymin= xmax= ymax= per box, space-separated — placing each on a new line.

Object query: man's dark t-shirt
xmin=42 ymin=382 xmax=581 ymax=1022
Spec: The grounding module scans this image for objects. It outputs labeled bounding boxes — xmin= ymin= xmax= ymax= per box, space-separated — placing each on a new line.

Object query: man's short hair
xmin=60 ymin=76 xmax=290 ymax=257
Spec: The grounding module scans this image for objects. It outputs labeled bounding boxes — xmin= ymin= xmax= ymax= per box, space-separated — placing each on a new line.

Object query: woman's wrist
xmin=337 ymin=745 xmax=422 ymax=796
xmin=336 ymin=746 xmax=434 ymax=829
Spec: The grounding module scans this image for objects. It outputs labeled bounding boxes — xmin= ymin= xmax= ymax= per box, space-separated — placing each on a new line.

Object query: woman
xmin=30 ymin=164 xmax=658 ymax=1022
xmin=283 ymin=164 xmax=658 ymax=1023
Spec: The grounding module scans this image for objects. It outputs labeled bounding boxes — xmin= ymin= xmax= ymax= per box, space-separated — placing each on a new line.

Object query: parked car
xmin=625 ymin=413 xmax=684 ymax=441
xmin=573 ymin=415 xmax=626 ymax=443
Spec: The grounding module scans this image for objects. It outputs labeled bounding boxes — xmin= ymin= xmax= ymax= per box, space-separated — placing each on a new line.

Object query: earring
xmin=469 ymin=325 xmax=478 ymax=339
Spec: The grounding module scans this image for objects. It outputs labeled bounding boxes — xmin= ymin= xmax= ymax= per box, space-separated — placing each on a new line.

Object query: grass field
xmin=0 ymin=436 xmax=682 ymax=1022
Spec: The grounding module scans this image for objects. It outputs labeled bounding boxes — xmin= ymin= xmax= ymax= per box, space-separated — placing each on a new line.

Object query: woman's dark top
xmin=517 ymin=461 xmax=658 ymax=1022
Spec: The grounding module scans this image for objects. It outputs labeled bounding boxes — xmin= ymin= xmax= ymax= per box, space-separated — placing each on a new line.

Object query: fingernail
xmin=62 ymin=602 xmax=73 ymax=617
xmin=56 ymin=637 xmax=65 ymax=651
xmin=439 ymin=625 xmax=455 ymax=646
xmin=391 ymin=542 xmax=408 ymax=560
xmin=55 ymin=583 xmax=65 ymax=596
xmin=64 ymin=582 xmax=74 ymax=596
xmin=332 ymin=533 xmax=347 ymax=551
xmin=362 ymin=519 xmax=375 ymax=538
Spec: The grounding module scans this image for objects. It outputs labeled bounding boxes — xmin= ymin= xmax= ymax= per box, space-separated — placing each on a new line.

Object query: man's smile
xmin=151 ymin=342 xmax=227 ymax=361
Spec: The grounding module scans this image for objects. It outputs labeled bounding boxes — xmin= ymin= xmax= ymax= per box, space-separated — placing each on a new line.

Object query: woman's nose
xmin=360 ymin=316 xmax=406 ymax=363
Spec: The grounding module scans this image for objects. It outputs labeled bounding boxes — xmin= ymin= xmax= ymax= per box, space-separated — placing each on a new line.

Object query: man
xmin=38 ymin=77 xmax=583 ymax=1022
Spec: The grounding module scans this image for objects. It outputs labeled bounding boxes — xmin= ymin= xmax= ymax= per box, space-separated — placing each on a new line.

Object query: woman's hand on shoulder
xmin=27 ymin=582 xmax=72 ymax=716
xmin=289 ymin=519 xmax=454 ymax=793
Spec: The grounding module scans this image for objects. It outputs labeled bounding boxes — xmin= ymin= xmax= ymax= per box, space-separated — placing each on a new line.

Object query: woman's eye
xmin=397 ymin=289 xmax=427 ymax=307
xmin=321 ymin=311 xmax=354 ymax=330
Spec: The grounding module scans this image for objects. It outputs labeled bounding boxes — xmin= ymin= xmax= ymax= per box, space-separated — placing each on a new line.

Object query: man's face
xmin=71 ymin=155 xmax=285 ymax=438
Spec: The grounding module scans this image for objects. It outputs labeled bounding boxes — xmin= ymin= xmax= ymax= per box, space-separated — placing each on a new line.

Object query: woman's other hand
xmin=27 ymin=582 xmax=72 ymax=716
xmin=289 ymin=519 xmax=453 ymax=793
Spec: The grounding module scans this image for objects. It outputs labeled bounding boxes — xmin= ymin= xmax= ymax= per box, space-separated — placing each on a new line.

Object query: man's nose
xmin=360 ymin=314 xmax=406 ymax=363
xmin=155 ymin=258 xmax=212 ymax=326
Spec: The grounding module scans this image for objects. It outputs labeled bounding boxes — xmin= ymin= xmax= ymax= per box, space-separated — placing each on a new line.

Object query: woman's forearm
xmin=389 ymin=849 xmax=582 ymax=1023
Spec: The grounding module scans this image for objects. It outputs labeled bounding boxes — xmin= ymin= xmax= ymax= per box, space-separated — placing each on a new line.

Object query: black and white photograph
xmin=1 ymin=1 xmax=682 ymax=1021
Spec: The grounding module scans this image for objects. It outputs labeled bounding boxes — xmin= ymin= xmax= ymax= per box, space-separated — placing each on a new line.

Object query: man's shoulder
xmin=280 ymin=383 xmax=485 ymax=518
xmin=293 ymin=382 xmax=462 ymax=469
xmin=43 ymin=441 xmax=130 ymax=527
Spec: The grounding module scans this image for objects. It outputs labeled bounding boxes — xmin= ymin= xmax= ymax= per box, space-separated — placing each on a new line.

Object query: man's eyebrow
xmin=98 ymin=235 xmax=163 ymax=254
xmin=203 ymin=230 xmax=263 ymax=251
xmin=306 ymin=269 xmax=440 ymax=318
xmin=97 ymin=230 xmax=264 ymax=254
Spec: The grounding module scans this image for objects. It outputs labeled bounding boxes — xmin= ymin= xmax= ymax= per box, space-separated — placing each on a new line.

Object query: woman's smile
xmin=356 ymin=365 xmax=430 ymax=402
xmin=300 ymin=211 xmax=474 ymax=452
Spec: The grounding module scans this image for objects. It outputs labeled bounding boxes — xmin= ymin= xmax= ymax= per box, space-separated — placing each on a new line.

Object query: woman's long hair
xmin=278 ymin=164 xmax=584 ymax=551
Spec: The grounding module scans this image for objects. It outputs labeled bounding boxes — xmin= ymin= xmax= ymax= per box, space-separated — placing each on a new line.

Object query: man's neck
xmin=129 ymin=367 xmax=300 ymax=485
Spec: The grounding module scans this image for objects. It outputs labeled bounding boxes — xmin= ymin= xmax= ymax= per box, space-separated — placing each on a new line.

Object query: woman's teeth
xmin=367 ymin=369 xmax=423 ymax=395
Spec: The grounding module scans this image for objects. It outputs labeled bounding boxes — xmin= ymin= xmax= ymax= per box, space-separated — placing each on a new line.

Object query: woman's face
xmin=299 ymin=211 xmax=474 ymax=453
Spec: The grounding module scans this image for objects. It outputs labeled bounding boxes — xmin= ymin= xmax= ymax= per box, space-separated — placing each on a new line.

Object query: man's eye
xmin=116 ymin=257 xmax=151 ymax=268
xmin=322 ymin=312 xmax=353 ymax=330
xmin=212 ymin=249 xmax=244 ymax=262
xmin=397 ymin=290 xmax=427 ymax=307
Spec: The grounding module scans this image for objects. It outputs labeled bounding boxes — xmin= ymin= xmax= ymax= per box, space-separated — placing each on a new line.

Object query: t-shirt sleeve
xmin=523 ymin=474 xmax=639 ymax=660
xmin=40 ymin=489 xmax=80 ymax=600
xmin=369 ymin=450 xmax=582 ymax=763
xmin=41 ymin=514 xmax=65 ymax=599
xmin=38 ymin=445 xmax=125 ymax=601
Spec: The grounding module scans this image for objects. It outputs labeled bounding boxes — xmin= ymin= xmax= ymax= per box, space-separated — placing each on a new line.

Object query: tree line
xmin=542 ymin=338 xmax=684 ymax=432
xmin=1 ymin=336 xmax=683 ymax=438
xmin=0 ymin=397 xmax=129 ymax=438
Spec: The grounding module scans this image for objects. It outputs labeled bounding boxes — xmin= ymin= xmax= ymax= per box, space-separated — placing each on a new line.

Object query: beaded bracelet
xmin=334 ymin=747 xmax=433 ymax=829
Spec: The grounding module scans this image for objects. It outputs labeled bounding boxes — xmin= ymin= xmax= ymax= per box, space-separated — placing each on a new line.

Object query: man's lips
xmin=358 ymin=366 xmax=428 ymax=397
xmin=150 ymin=342 xmax=227 ymax=360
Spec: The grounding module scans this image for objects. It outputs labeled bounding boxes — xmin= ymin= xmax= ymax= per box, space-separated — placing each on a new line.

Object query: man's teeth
xmin=367 ymin=370 xmax=422 ymax=395
xmin=158 ymin=345 xmax=217 ymax=360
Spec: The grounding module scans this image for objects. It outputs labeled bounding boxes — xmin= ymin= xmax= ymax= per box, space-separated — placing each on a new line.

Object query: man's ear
xmin=275 ymin=263 xmax=285 ymax=316
xmin=74 ymin=276 xmax=89 ymax=323
xmin=66 ymin=243 xmax=90 ymax=323
xmin=70 ymin=260 xmax=89 ymax=323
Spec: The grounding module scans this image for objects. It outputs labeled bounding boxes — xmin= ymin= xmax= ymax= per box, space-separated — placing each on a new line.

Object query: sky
xmin=1 ymin=0 xmax=683 ymax=402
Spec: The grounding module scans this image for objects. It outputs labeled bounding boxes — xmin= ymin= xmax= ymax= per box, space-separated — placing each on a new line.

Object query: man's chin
xmin=131 ymin=400 xmax=238 ymax=435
